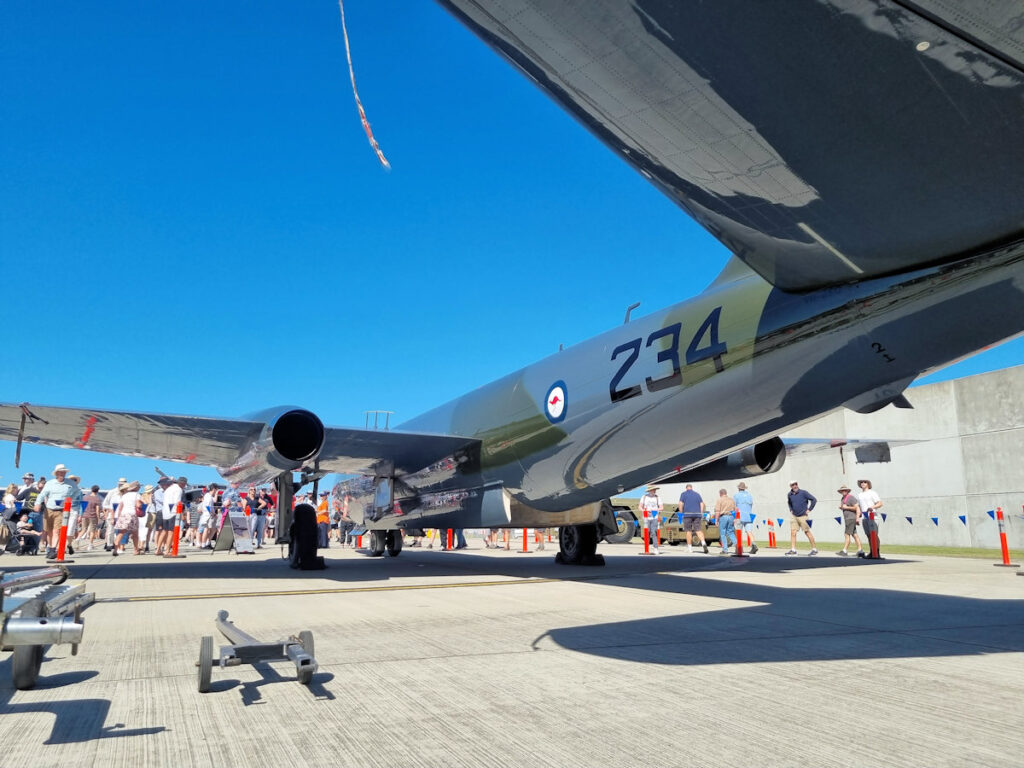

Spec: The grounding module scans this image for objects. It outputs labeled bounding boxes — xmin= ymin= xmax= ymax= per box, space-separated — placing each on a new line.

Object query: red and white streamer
xmin=338 ymin=0 xmax=390 ymax=169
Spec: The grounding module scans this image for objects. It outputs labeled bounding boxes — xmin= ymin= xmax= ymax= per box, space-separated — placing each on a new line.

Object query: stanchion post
xmin=994 ymin=507 xmax=1019 ymax=568
xmin=520 ymin=527 xmax=528 ymax=553
xmin=356 ymin=534 xmax=363 ymax=548
xmin=166 ymin=502 xmax=187 ymax=558
xmin=49 ymin=497 xmax=74 ymax=563
xmin=767 ymin=519 xmax=776 ymax=548
xmin=447 ymin=528 xmax=454 ymax=550
xmin=868 ymin=511 xmax=880 ymax=559
xmin=642 ymin=517 xmax=650 ymax=555
xmin=736 ymin=510 xmax=744 ymax=555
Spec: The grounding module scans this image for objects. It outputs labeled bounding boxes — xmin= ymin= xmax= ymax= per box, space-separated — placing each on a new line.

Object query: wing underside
xmin=0 ymin=402 xmax=479 ymax=485
xmin=438 ymin=0 xmax=1024 ymax=290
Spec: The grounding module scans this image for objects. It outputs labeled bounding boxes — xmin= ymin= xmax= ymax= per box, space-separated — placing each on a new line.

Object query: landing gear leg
xmin=555 ymin=524 xmax=604 ymax=566
xmin=385 ymin=530 xmax=403 ymax=557
xmin=275 ymin=472 xmax=295 ymax=545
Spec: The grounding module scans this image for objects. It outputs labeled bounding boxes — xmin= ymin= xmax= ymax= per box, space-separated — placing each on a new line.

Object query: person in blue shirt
xmin=734 ymin=482 xmax=757 ymax=554
xmin=676 ymin=484 xmax=708 ymax=554
xmin=785 ymin=480 xmax=818 ymax=556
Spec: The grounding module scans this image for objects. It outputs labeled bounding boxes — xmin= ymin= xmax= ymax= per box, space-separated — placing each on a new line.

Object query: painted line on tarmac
xmin=95 ymin=576 xmax=568 ymax=603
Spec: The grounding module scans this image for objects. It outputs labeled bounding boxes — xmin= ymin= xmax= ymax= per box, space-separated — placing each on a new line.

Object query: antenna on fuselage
xmin=364 ymin=410 xmax=394 ymax=431
xmin=624 ymin=302 xmax=641 ymax=324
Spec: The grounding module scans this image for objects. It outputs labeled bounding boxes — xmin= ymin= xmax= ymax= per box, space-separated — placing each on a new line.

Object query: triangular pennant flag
xmin=80 ymin=500 xmax=89 ymax=513
xmin=931 ymin=517 xmax=939 ymax=526
xmin=987 ymin=510 xmax=996 ymax=520
xmin=677 ymin=513 xmax=683 ymax=524
xmin=905 ymin=516 xmax=913 ymax=525
xmin=807 ymin=519 xmax=813 ymax=528
xmin=834 ymin=517 xmax=842 ymax=525
xmin=750 ymin=514 xmax=756 ymax=523
xmin=959 ymin=515 xmax=967 ymax=526
xmin=880 ymin=513 xmax=887 ymax=522
xmin=777 ymin=518 xmax=784 ymax=528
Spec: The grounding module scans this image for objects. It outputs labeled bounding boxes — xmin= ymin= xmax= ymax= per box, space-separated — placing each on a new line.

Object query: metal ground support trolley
xmin=196 ymin=610 xmax=317 ymax=692
xmin=0 ymin=566 xmax=95 ymax=689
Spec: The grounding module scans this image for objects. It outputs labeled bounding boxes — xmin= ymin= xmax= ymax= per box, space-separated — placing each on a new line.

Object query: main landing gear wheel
xmin=385 ymin=530 xmax=403 ymax=557
xmin=198 ymin=635 xmax=214 ymax=693
xmin=369 ymin=529 xmax=386 ymax=557
xmin=556 ymin=524 xmax=603 ymax=566
xmin=297 ymin=630 xmax=315 ymax=685
xmin=12 ymin=601 xmax=45 ymax=690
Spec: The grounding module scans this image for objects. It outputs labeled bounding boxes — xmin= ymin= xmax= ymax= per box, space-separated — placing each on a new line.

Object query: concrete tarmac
xmin=1 ymin=539 xmax=1022 ymax=768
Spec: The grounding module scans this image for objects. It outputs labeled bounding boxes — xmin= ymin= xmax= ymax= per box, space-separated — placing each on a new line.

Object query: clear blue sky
xmin=2 ymin=1 xmax=1020 ymax=490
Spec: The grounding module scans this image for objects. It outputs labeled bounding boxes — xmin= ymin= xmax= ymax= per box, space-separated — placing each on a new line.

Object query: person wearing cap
xmin=735 ymin=482 xmax=757 ymax=554
xmin=676 ymin=484 xmax=708 ymax=554
xmin=836 ymin=484 xmax=864 ymax=557
xmin=17 ymin=472 xmax=35 ymax=495
xmin=639 ymin=484 xmax=664 ymax=554
xmin=785 ymin=480 xmax=818 ymax=556
xmin=103 ymin=478 xmax=127 ymax=551
xmin=113 ymin=480 xmax=143 ymax=555
xmin=148 ymin=477 xmax=170 ymax=553
xmin=714 ymin=488 xmax=737 ymax=555
xmin=35 ymin=464 xmax=81 ymax=559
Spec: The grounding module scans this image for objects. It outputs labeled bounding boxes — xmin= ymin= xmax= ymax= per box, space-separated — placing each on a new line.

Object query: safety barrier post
xmin=356 ymin=533 xmax=363 ymax=548
xmin=867 ymin=511 xmax=881 ymax=559
xmin=166 ymin=502 xmax=186 ymax=558
xmin=767 ymin=519 xmax=776 ymax=548
xmin=641 ymin=517 xmax=651 ymax=555
xmin=519 ymin=527 xmax=528 ymax=553
xmin=548 ymin=530 xmax=552 ymax=543
xmin=994 ymin=507 xmax=1019 ymax=568
xmin=49 ymin=497 xmax=74 ymax=563
xmin=735 ymin=510 xmax=744 ymax=556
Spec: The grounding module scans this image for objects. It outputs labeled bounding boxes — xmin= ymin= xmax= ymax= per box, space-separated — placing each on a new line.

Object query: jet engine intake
xmin=659 ymin=437 xmax=786 ymax=484
xmin=220 ymin=406 xmax=325 ymax=485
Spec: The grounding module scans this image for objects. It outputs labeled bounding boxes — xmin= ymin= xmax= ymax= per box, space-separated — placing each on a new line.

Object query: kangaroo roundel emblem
xmin=544 ymin=381 xmax=568 ymax=424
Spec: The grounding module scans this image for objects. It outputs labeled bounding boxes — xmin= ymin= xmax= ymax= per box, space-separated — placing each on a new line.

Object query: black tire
xmin=297 ymin=665 xmax=314 ymax=686
xmin=558 ymin=524 xmax=598 ymax=564
xmin=198 ymin=635 xmax=213 ymax=693
xmin=604 ymin=510 xmax=637 ymax=545
xmin=299 ymin=630 xmax=314 ymax=658
xmin=369 ymin=529 xmax=386 ymax=557
xmin=385 ymin=530 xmax=403 ymax=557
xmin=12 ymin=601 xmax=45 ymax=691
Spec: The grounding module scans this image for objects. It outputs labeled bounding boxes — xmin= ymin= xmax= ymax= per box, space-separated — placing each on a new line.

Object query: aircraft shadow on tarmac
xmin=532 ymin=572 xmax=1024 ymax=666
xmin=0 ymin=659 xmax=166 ymax=744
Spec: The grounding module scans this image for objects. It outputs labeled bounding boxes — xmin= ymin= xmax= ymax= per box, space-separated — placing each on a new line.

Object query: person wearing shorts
xmin=836 ymin=484 xmax=864 ymax=556
xmin=676 ymin=484 xmax=708 ymax=554
xmin=785 ymin=480 xmax=818 ymax=556
xmin=734 ymin=482 xmax=757 ymax=554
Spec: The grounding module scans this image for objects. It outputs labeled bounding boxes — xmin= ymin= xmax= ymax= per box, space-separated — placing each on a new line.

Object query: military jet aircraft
xmin=3 ymin=0 xmax=1023 ymax=564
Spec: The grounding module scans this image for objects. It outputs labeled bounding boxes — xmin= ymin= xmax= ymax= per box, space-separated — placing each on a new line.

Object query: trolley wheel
xmin=297 ymin=664 xmax=314 ymax=686
xmin=299 ymin=630 xmax=314 ymax=658
xmin=12 ymin=602 xmax=45 ymax=690
xmin=198 ymin=635 xmax=214 ymax=693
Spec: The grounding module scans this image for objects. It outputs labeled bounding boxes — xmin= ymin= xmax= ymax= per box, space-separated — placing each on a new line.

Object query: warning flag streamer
xmin=337 ymin=0 xmax=390 ymax=169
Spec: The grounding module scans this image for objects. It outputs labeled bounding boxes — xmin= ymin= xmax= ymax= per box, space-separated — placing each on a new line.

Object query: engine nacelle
xmin=219 ymin=406 xmax=325 ymax=485
xmin=660 ymin=437 xmax=786 ymax=484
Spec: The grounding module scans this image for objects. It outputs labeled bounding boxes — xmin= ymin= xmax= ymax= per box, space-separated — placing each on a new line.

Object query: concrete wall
xmin=657 ymin=365 xmax=1024 ymax=550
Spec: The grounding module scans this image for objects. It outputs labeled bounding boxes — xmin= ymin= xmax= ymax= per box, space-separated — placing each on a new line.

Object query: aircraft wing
xmin=0 ymin=402 xmax=479 ymax=484
xmin=438 ymin=0 xmax=1024 ymax=290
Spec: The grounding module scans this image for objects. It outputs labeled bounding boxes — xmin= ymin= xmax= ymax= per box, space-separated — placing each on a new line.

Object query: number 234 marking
xmin=609 ymin=307 xmax=727 ymax=403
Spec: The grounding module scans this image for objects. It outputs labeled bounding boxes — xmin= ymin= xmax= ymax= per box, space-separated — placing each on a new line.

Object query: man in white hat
xmin=638 ymin=484 xmax=664 ymax=554
xmin=35 ymin=464 xmax=81 ymax=559
xmin=103 ymin=478 xmax=127 ymax=551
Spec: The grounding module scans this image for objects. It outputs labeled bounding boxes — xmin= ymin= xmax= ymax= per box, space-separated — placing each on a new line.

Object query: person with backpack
xmin=836 ymin=484 xmax=864 ymax=557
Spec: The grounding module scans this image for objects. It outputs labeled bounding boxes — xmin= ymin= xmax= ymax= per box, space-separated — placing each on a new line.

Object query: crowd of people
xmin=1 ymin=464 xmax=290 ymax=558
xmin=637 ymin=478 xmax=884 ymax=556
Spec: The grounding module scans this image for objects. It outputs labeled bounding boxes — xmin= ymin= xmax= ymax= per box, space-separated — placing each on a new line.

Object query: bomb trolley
xmin=197 ymin=609 xmax=317 ymax=692
xmin=0 ymin=566 xmax=94 ymax=689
